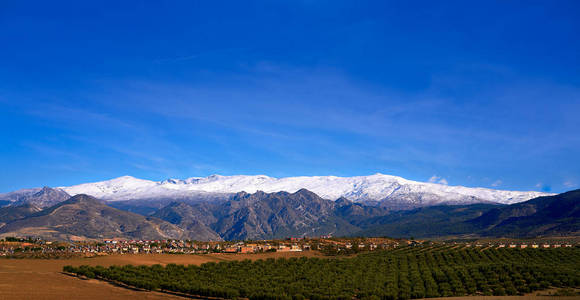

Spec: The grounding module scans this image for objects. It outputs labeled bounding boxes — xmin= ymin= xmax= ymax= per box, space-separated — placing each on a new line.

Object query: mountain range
xmin=1 ymin=174 xmax=549 ymax=210
xmin=0 ymin=188 xmax=577 ymax=241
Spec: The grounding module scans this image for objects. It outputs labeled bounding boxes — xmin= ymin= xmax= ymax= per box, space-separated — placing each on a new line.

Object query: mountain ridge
xmin=53 ymin=173 xmax=548 ymax=208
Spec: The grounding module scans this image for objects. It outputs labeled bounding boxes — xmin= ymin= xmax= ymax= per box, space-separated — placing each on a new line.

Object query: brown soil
xmin=0 ymin=251 xmax=322 ymax=300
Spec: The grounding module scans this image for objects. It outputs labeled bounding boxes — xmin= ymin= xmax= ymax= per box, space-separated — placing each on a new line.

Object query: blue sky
xmin=1 ymin=1 xmax=579 ymax=193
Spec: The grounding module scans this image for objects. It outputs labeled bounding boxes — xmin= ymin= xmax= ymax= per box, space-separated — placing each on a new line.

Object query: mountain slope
xmin=59 ymin=174 xmax=548 ymax=208
xmin=0 ymin=204 xmax=42 ymax=228
xmin=151 ymin=189 xmax=370 ymax=240
xmin=11 ymin=187 xmax=71 ymax=208
xmin=0 ymin=187 xmax=42 ymax=207
xmin=469 ymin=189 xmax=580 ymax=237
xmin=0 ymin=194 xmax=207 ymax=240
xmin=0 ymin=187 xmax=71 ymax=208
xmin=212 ymin=189 xmax=361 ymax=240
xmin=151 ymin=202 xmax=222 ymax=241
xmin=355 ymin=189 xmax=580 ymax=238
xmin=354 ymin=204 xmax=497 ymax=238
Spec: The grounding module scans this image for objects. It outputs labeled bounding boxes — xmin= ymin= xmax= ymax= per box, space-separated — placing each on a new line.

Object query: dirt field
xmin=0 ymin=252 xmax=322 ymax=300
xmin=0 ymin=252 xmax=578 ymax=300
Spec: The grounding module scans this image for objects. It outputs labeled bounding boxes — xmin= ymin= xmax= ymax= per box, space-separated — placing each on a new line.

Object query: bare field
xmin=1 ymin=252 xmax=577 ymax=300
xmin=0 ymin=252 xmax=323 ymax=300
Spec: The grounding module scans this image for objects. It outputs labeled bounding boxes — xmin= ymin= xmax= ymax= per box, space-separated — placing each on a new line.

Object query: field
xmin=64 ymin=246 xmax=580 ymax=300
xmin=2 ymin=248 xmax=579 ymax=300
xmin=0 ymin=251 xmax=321 ymax=300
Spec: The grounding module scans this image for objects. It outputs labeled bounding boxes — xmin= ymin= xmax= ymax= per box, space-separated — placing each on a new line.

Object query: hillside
xmin=470 ymin=189 xmax=580 ymax=237
xmin=0 ymin=204 xmax=42 ymax=228
xmin=151 ymin=202 xmax=221 ymax=241
xmin=355 ymin=204 xmax=498 ymax=238
xmin=357 ymin=189 xmax=580 ymax=238
xmin=0 ymin=194 xmax=209 ymax=240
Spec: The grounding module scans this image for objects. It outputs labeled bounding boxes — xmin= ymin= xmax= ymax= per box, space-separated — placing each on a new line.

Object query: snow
xmin=59 ymin=173 xmax=550 ymax=205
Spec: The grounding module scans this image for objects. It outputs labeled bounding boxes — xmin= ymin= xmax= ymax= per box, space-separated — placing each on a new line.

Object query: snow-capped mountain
xmin=0 ymin=187 xmax=70 ymax=208
xmin=60 ymin=173 xmax=549 ymax=206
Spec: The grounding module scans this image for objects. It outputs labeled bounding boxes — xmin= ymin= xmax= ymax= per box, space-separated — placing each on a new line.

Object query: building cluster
xmin=0 ymin=236 xmax=576 ymax=257
xmin=0 ymin=237 xmax=401 ymax=256
xmin=100 ymin=239 xmax=309 ymax=254
xmin=457 ymin=241 xmax=575 ymax=249
xmin=495 ymin=243 xmax=573 ymax=249
xmin=318 ymin=238 xmax=403 ymax=252
xmin=94 ymin=237 xmax=402 ymax=254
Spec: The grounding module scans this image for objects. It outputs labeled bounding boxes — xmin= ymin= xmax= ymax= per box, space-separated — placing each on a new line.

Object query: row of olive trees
xmin=64 ymin=246 xmax=580 ymax=299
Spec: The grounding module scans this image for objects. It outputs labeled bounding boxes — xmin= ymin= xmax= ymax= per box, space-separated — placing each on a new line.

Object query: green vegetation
xmin=3 ymin=236 xmax=36 ymax=242
xmin=552 ymin=288 xmax=580 ymax=296
xmin=64 ymin=246 xmax=580 ymax=299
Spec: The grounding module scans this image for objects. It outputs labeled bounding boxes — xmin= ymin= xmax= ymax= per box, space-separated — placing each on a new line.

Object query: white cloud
xmin=428 ymin=175 xmax=448 ymax=185
xmin=563 ymin=181 xmax=576 ymax=188
xmin=491 ymin=180 xmax=502 ymax=187
xmin=535 ymin=182 xmax=542 ymax=188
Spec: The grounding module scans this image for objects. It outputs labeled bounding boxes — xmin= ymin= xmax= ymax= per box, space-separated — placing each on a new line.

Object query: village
xmin=0 ymin=236 xmax=393 ymax=257
xmin=0 ymin=235 xmax=577 ymax=258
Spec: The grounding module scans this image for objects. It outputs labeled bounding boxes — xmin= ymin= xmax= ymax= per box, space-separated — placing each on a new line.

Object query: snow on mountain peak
xmin=58 ymin=173 xmax=550 ymax=206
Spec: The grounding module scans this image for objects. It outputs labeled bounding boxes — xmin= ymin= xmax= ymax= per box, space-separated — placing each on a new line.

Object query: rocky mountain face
xmin=0 ymin=194 xmax=211 ymax=241
xmin=14 ymin=187 xmax=70 ymax=208
xmin=151 ymin=202 xmax=221 ymax=241
xmin=212 ymin=189 xmax=363 ymax=240
xmin=0 ymin=188 xmax=42 ymax=206
xmin=152 ymin=189 xmax=376 ymax=240
xmin=0 ymin=187 xmax=70 ymax=208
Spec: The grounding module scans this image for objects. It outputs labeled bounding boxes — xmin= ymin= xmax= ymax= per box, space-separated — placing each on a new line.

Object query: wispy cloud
xmin=2 ymin=61 xmax=579 ymax=192
xmin=563 ymin=181 xmax=576 ymax=188
xmin=428 ymin=175 xmax=448 ymax=185
xmin=153 ymin=47 xmax=250 ymax=64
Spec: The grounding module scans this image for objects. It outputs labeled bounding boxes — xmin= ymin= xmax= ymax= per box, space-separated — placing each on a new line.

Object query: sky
xmin=1 ymin=1 xmax=579 ymax=193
